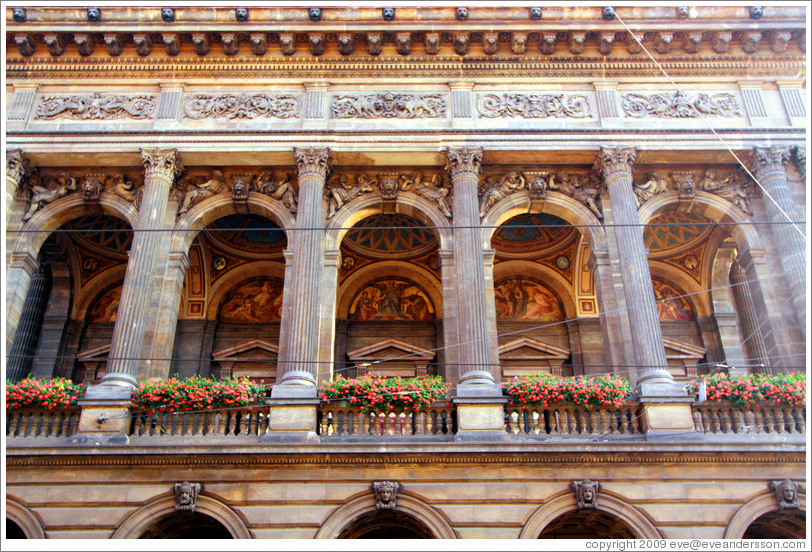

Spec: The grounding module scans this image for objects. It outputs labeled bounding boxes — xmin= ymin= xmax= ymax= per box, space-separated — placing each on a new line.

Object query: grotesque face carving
xmin=676 ymin=6 xmax=689 ymax=19
xmin=87 ymin=7 xmax=101 ymax=22
xmin=372 ymin=481 xmax=402 ymax=510
xmin=235 ymin=8 xmax=249 ymax=21
xmin=173 ymin=481 xmax=202 ymax=512
xmin=456 ymin=7 xmax=468 ymax=20
xmin=12 ymin=8 xmax=27 ymax=22
xmin=382 ymin=8 xmax=395 ymax=21
xmin=309 ymin=8 xmax=322 ymax=22
xmin=529 ymin=7 xmax=542 ymax=20
xmin=602 ymin=7 xmax=615 ymax=20
xmin=571 ymin=479 xmax=600 ymax=510
xmin=749 ymin=6 xmax=763 ymax=19
xmin=770 ymin=479 xmax=802 ymax=510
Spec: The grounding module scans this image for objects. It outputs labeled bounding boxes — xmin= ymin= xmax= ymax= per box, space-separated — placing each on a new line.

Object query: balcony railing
xmin=692 ymin=402 xmax=806 ymax=435
xmin=318 ymin=402 xmax=456 ymax=437
xmin=129 ymin=407 xmax=270 ymax=437
xmin=505 ymin=403 xmax=643 ymax=436
xmin=6 ymin=407 xmax=80 ymax=438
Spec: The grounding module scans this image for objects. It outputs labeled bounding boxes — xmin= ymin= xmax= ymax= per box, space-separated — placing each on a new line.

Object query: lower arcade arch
xmin=537 ymin=509 xmax=638 ymax=539
xmin=137 ymin=511 xmax=233 ymax=539
xmin=337 ymin=510 xmax=436 ymax=539
xmin=741 ymin=510 xmax=806 ymax=539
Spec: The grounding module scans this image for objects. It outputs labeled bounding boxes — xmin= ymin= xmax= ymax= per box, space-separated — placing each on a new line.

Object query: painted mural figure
xmin=178 ymin=169 xmax=227 ymax=215
xmin=220 ymin=279 xmax=284 ymax=323
xmin=653 ymin=281 xmax=693 ymax=321
xmin=349 ymin=280 xmax=434 ymax=322
xmin=494 ymin=279 xmax=563 ymax=321
xmin=22 ymin=173 xmax=79 ymax=221
xmin=88 ymin=287 xmax=121 ymax=323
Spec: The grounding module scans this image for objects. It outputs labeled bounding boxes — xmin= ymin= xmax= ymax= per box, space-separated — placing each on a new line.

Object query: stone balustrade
xmin=130 ymin=407 xmax=269 ymax=438
xmin=6 ymin=407 xmax=80 ymax=438
xmin=318 ymin=402 xmax=456 ymax=437
xmin=505 ymin=403 xmax=643 ymax=436
xmin=692 ymin=402 xmax=806 ymax=435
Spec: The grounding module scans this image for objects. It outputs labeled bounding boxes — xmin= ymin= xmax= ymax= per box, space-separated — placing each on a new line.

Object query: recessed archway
xmin=6 ymin=519 xmax=27 ymax=539
xmin=538 ymin=509 xmax=638 ymax=539
xmin=337 ymin=510 xmax=436 ymax=539
xmin=742 ymin=510 xmax=806 ymax=539
xmin=137 ymin=511 xmax=234 ymax=539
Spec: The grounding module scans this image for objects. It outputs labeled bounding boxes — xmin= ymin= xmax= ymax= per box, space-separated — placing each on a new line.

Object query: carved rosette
xmin=173 ymin=481 xmax=202 ymax=512
xmin=141 ymin=149 xmax=182 ymax=183
xmin=331 ymin=93 xmax=447 ymax=119
xmin=571 ymin=479 xmax=601 ymax=510
xmin=769 ymin=479 xmax=803 ymax=510
xmin=372 ymin=481 xmax=403 ymax=510
xmin=36 ymin=93 xmax=157 ymax=120
xmin=477 ymin=93 xmax=591 ymax=118
xmin=446 ymin=147 xmax=483 ymax=178
xmin=751 ymin=145 xmax=792 ymax=180
xmin=295 ymin=147 xmax=331 ymax=179
xmin=184 ymin=93 xmax=299 ymax=119
xmin=622 ymin=91 xmax=741 ymax=118
xmin=596 ymin=147 xmax=637 ymax=181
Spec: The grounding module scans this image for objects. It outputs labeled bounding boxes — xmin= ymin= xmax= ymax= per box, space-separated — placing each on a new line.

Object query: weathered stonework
xmin=184 ymin=93 xmax=299 ymax=120
xmin=35 ymin=93 xmax=156 ymax=120
xmin=331 ymin=93 xmax=446 ymax=119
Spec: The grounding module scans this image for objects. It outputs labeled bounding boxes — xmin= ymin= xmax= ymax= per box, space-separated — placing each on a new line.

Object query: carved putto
xmin=622 ymin=91 xmax=741 ymax=118
xmin=256 ymin=171 xmax=297 ymax=212
xmin=477 ymin=94 xmax=591 ymax=119
xmin=549 ymin=170 xmax=603 ymax=220
xmin=177 ymin=169 xmax=228 ymax=215
xmin=372 ymin=481 xmax=403 ymax=510
xmin=106 ymin=174 xmax=142 ymax=207
xmin=22 ymin=173 xmax=79 ymax=221
xmin=36 ymin=93 xmax=156 ymax=120
xmin=331 ymin=93 xmax=447 ymax=119
xmin=697 ymin=168 xmax=754 ymax=215
xmin=769 ymin=479 xmax=803 ymax=510
xmin=479 ymin=171 xmax=526 ymax=218
xmin=399 ymin=171 xmax=453 ymax=218
xmin=325 ymin=174 xmax=377 ymax=219
xmin=173 ymin=481 xmax=202 ymax=512
xmin=634 ymin=172 xmax=669 ymax=206
xmin=184 ymin=93 xmax=299 ymax=120
xmin=571 ymin=479 xmax=601 ymax=510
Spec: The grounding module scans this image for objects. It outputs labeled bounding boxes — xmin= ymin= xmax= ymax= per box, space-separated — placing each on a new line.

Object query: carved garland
xmin=477 ymin=93 xmax=591 ymax=118
xmin=331 ymin=93 xmax=447 ymax=119
xmin=36 ymin=93 xmax=157 ymax=120
xmin=622 ymin=91 xmax=741 ymax=118
xmin=184 ymin=93 xmax=300 ymax=119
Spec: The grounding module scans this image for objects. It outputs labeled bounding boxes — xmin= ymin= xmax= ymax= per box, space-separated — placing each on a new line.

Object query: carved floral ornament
xmin=331 ymin=93 xmax=447 ymax=119
xmin=477 ymin=93 xmax=591 ymax=119
xmin=184 ymin=93 xmax=300 ymax=120
xmin=35 ymin=93 xmax=157 ymax=120
xmin=621 ymin=91 xmax=741 ymax=118
xmin=325 ymin=170 xmax=451 ymax=219
xmin=633 ymin=168 xmax=757 ymax=214
xmin=176 ymin=169 xmax=298 ymax=216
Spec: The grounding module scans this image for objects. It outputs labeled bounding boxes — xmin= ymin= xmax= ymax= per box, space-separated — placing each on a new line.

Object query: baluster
xmin=774 ymin=408 xmax=788 ymax=434
xmin=764 ymin=409 xmax=778 ymax=434
xmin=719 ymin=407 xmax=732 ymax=433
xmin=753 ymin=408 xmax=765 ymax=433
xmin=743 ymin=409 xmax=756 ymax=434
xmin=132 ymin=413 xmax=144 ymax=436
xmin=260 ymin=410 xmax=270 ymax=434
xmin=589 ymin=410 xmax=599 ymax=434
xmin=599 ymin=409 xmax=609 ymax=434
xmin=319 ymin=410 xmax=330 ymax=436
xmin=226 ymin=412 xmax=238 ymax=436
xmin=709 ymin=408 xmax=721 ymax=433
xmin=577 ymin=409 xmax=588 ymax=434
xmin=793 ymin=407 xmax=805 ymax=434
xmin=414 ymin=411 xmax=425 ymax=435
xmin=699 ymin=408 xmax=712 ymax=434
xmin=371 ymin=413 xmax=381 ymax=435
xmin=203 ymin=411 xmax=214 ymax=435
xmin=623 ymin=408 xmax=634 ymax=434
xmin=529 ymin=409 xmax=540 ymax=435
xmin=214 ymin=411 xmax=225 ymax=436
xmin=58 ymin=411 xmax=71 ymax=437
xmin=241 ymin=410 xmax=252 ymax=436
xmin=550 ymin=410 xmax=561 ymax=434
xmin=7 ymin=412 xmax=20 ymax=437
xmin=693 ymin=409 xmax=703 ymax=432
xmin=67 ymin=411 xmax=79 ymax=436
xmin=731 ymin=409 xmax=744 ymax=433
xmin=566 ymin=408 xmax=577 ymax=434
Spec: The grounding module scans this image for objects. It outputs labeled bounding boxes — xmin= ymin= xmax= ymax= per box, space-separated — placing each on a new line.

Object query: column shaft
xmin=730 ymin=260 xmax=770 ymax=372
xmin=7 ymin=261 xmax=51 ymax=383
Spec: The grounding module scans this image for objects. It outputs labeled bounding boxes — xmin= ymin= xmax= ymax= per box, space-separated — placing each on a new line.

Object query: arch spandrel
xmin=5 ymin=496 xmax=47 ymax=539
xmin=724 ymin=490 xmax=806 ymax=539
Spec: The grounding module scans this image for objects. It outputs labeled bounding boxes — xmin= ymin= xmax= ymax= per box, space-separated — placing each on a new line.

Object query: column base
xmin=76 ymin=398 xmax=132 ymax=435
xmin=639 ymin=396 xmax=696 ymax=437
xmin=453 ymin=397 xmax=508 ymax=440
xmin=264 ymin=398 xmax=321 ymax=441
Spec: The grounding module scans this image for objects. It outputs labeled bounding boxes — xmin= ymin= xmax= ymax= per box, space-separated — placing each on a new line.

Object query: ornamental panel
xmin=184 ymin=93 xmax=300 ymax=119
xmin=621 ymin=91 xmax=741 ymax=118
xmin=35 ymin=93 xmax=156 ymax=120
xmin=476 ymin=93 xmax=591 ymax=118
xmin=331 ymin=93 xmax=447 ymax=119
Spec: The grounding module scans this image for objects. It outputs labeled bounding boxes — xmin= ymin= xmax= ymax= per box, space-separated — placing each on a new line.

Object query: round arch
xmin=5 ymin=496 xmax=46 ymax=539
xmin=324 ymin=192 xmax=454 ymax=252
xmin=71 ymin=265 xmax=127 ymax=321
xmin=110 ymin=494 xmax=252 ymax=539
xmin=205 ymin=260 xmax=287 ymax=320
xmin=336 ymin=261 xmax=443 ymax=320
xmin=480 ymin=191 xmax=608 ymax=252
xmin=519 ymin=490 xmax=662 ymax=539
xmin=171 ymin=193 xmax=296 ymax=254
xmin=724 ymin=490 xmax=806 ymax=539
xmin=315 ymin=491 xmax=457 ymax=539
xmin=492 ymin=260 xmax=577 ymax=320
xmin=648 ymin=262 xmax=707 ymax=318
xmin=11 ymin=194 xmax=138 ymax=260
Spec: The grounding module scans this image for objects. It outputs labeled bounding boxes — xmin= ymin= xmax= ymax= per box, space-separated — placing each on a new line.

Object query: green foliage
xmin=5 ymin=378 xmax=85 ymax=410
xmin=132 ymin=376 xmax=267 ymax=414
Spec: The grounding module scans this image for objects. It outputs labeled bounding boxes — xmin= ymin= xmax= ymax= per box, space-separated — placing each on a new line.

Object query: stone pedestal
xmin=263 ymin=399 xmax=320 ymax=443
xmin=454 ymin=397 xmax=508 ymax=440
xmin=639 ymin=396 xmax=696 ymax=437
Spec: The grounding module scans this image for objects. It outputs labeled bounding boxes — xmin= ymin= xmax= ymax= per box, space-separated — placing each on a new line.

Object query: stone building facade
xmin=4 ymin=5 xmax=807 ymax=540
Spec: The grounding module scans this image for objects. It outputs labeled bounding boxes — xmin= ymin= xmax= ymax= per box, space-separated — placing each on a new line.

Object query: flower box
xmin=502 ymin=374 xmax=632 ymax=409
xmin=687 ymin=372 xmax=806 ymax=408
xmin=318 ymin=374 xmax=450 ymax=414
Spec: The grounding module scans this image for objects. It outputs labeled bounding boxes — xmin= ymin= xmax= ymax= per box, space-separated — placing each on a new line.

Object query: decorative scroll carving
xmin=331 ymin=93 xmax=447 ymax=119
xmin=400 ymin=171 xmax=453 ymax=218
xmin=622 ymin=91 xmax=741 ymax=118
xmin=22 ymin=173 xmax=79 ymax=221
xmin=769 ymin=479 xmax=803 ymax=510
xmin=550 ymin=170 xmax=603 ymax=220
xmin=372 ymin=481 xmax=403 ymax=510
xmin=634 ymin=172 xmax=669 ymax=206
xmin=697 ymin=168 xmax=754 ymax=215
xmin=325 ymin=174 xmax=377 ymax=219
xmin=173 ymin=481 xmax=202 ymax=512
xmin=256 ymin=171 xmax=297 ymax=213
xmin=477 ymin=93 xmax=591 ymax=118
xmin=184 ymin=93 xmax=299 ymax=119
xmin=571 ymin=479 xmax=601 ymax=510
xmin=177 ymin=169 xmax=227 ymax=215
xmin=478 ymin=172 xmax=526 ymax=218
xmin=35 ymin=93 xmax=156 ymax=120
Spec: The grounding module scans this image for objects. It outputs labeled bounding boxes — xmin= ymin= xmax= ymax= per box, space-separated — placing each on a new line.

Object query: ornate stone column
xmin=729 ymin=259 xmax=770 ymax=372
xmin=751 ymin=146 xmax=806 ymax=335
xmin=272 ymin=148 xmax=330 ymax=396
xmin=145 ymin=251 xmax=191 ymax=380
xmin=6 ymin=260 xmax=51 ymax=383
xmin=6 ymin=149 xmax=29 ymax=226
xmin=6 ymin=252 xmax=39 ymax=349
xmin=94 ymin=149 xmax=182 ymax=391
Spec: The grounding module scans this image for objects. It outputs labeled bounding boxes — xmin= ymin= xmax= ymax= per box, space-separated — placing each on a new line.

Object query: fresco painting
xmin=653 ymin=279 xmax=694 ymax=321
xmin=87 ymin=286 xmax=121 ymax=323
xmin=219 ymin=278 xmax=284 ymax=323
xmin=494 ymin=278 xmax=564 ymax=321
xmin=349 ymin=279 xmax=435 ymax=322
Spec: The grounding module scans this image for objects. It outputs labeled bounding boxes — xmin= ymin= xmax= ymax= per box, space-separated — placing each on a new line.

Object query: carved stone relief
xmin=769 ymin=479 xmax=803 ymax=510
xmin=571 ymin=479 xmax=601 ymax=510
xmin=256 ymin=171 xmax=298 ymax=213
xmin=372 ymin=481 xmax=403 ymax=510
xmin=670 ymin=171 xmax=696 ymax=200
xmin=184 ymin=93 xmax=300 ymax=119
xmin=477 ymin=93 xmax=591 ymax=118
xmin=331 ymin=93 xmax=447 ymax=119
xmin=696 ymin=168 xmax=755 ymax=214
xmin=399 ymin=171 xmax=452 ymax=218
xmin=177 ymin=169 xmax=228 ymax=215
xmin=35 ymin=93 xmax=157 ymax=120
xmin=325 ymin=173 xmax=377 ymax=219
xmin=622 ymin=91 xmax=741 ymax=118
xmin=633 ymin=172 xmax=669 ymax=206
xmin=22 ymin=173 xmax=79 ymax=221
xmin=550 ymin=171 xmax=603 ymax=220
xmin=632 ymin=167 xmax=756 ymax=214
xmin=793 ymin=146 xmax=806 ymax=179
xmin=82 ymin=174 xmax=105 ymax=202
xmin=173 ymin=481 xmax=202 ymax=512
xmin=479 ymin=172 xmax=526 ymax=218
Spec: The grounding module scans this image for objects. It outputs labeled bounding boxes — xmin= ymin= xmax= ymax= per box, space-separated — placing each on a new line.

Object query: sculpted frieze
xmin=622 ymin=91 xmax=741 ymax=118
xmin=184 ymin=93 xmax=300 ymax=119
xmin=175 ymin=169 xmax=298 ymax=216
xmin=477 ymin=93 xmax=591 ymax=119
xmin=255 ymin=171 xmax=297 ymax=212
xmin=632 ymin=167 xmax=756 ymax=214
xmin=399 ymin=171 xmax=452 ymax=218
xmin=35 ymin=93 xmax=157 ymax=120
xmin=22 ymin=173 xmax=79 ymax=221
xmin=633 ymin=172 xmax=669 ymax=206
xmin=696 ymin=168 xmax=755 ymax=215
xmin=325 ymin=173 xmax=377 ymax=219
xmin=177 ymin=169 xmax=228 ymax=215
xmin=331 ymin=93 xmax=447 ymax=119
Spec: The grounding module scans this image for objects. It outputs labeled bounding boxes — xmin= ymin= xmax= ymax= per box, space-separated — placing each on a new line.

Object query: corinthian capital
xmin=751 ymin=145 xmax=792 ymax=178
xmin=140 ymin=148 xmax=182 ymax=181
xmin=294 ymin=147 xmax=331 ymax=178
xmin=445 ymin=146 xmax=483 ymax=178
xmin=596 ymin=146 xmax=637 ymax=179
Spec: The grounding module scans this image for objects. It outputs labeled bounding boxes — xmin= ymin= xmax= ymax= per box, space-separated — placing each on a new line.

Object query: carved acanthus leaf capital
xmin=445 ymin=146 xmax=483 ymax=179
xmin=140 ymin=148 xmax=182 ymax=182
xmin=294 ymin=147 xmax=331 ymax=178
xmin=596 ymin=147 xmax=637 ymax=180
xmin=751 ymin=146 xmax=792 ymax=178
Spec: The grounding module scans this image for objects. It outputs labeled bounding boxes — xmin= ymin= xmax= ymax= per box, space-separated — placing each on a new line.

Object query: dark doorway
xmin=138 ymin=511 xmax=233 ymax=539
xmin=539 ymin=510 xmax=638 ymax=539
xmin=742 ymin=510 xmax=805 ymax=539
xmin=338 ymin=510 xmax=435 ymax=539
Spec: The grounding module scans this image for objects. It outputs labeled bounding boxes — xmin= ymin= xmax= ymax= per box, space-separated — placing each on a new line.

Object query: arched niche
xmin=5 ymin=497 xmax=46 ymax=539
xmin=315 ymin=491 xmax=456 ymax=539
xmin=724 ymin=491 xmax=806 ymax=539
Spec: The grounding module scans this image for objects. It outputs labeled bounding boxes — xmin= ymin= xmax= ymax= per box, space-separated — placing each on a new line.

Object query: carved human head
xmin=309 ymin=7 xmax=322 ymax=22
xmin=749 ymin=6 xmax=763 ymax=19
xmin=382 ymin=8 xmax=396 ymax=21
xmin=12 ymin=8 xmax=27 ymax=22
xmin=235 ymin=8 xmax=249 ymax=21
xmin=161 ymin=8 xmax=175 ymax=22
xmin=602 ymin=7 xmax=615 ymax=20
xmin=87 ymin=7 xmax=101 ymax=22
xmin=770 ymin=479 xmax=801 ymax=510
xmin=456 ymin=7 xmax=468 ymax=20
xmin=529 ymin=7 xmax=542 ymax=20
xmin=676 ymin=6 xmax=689 ymax=19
